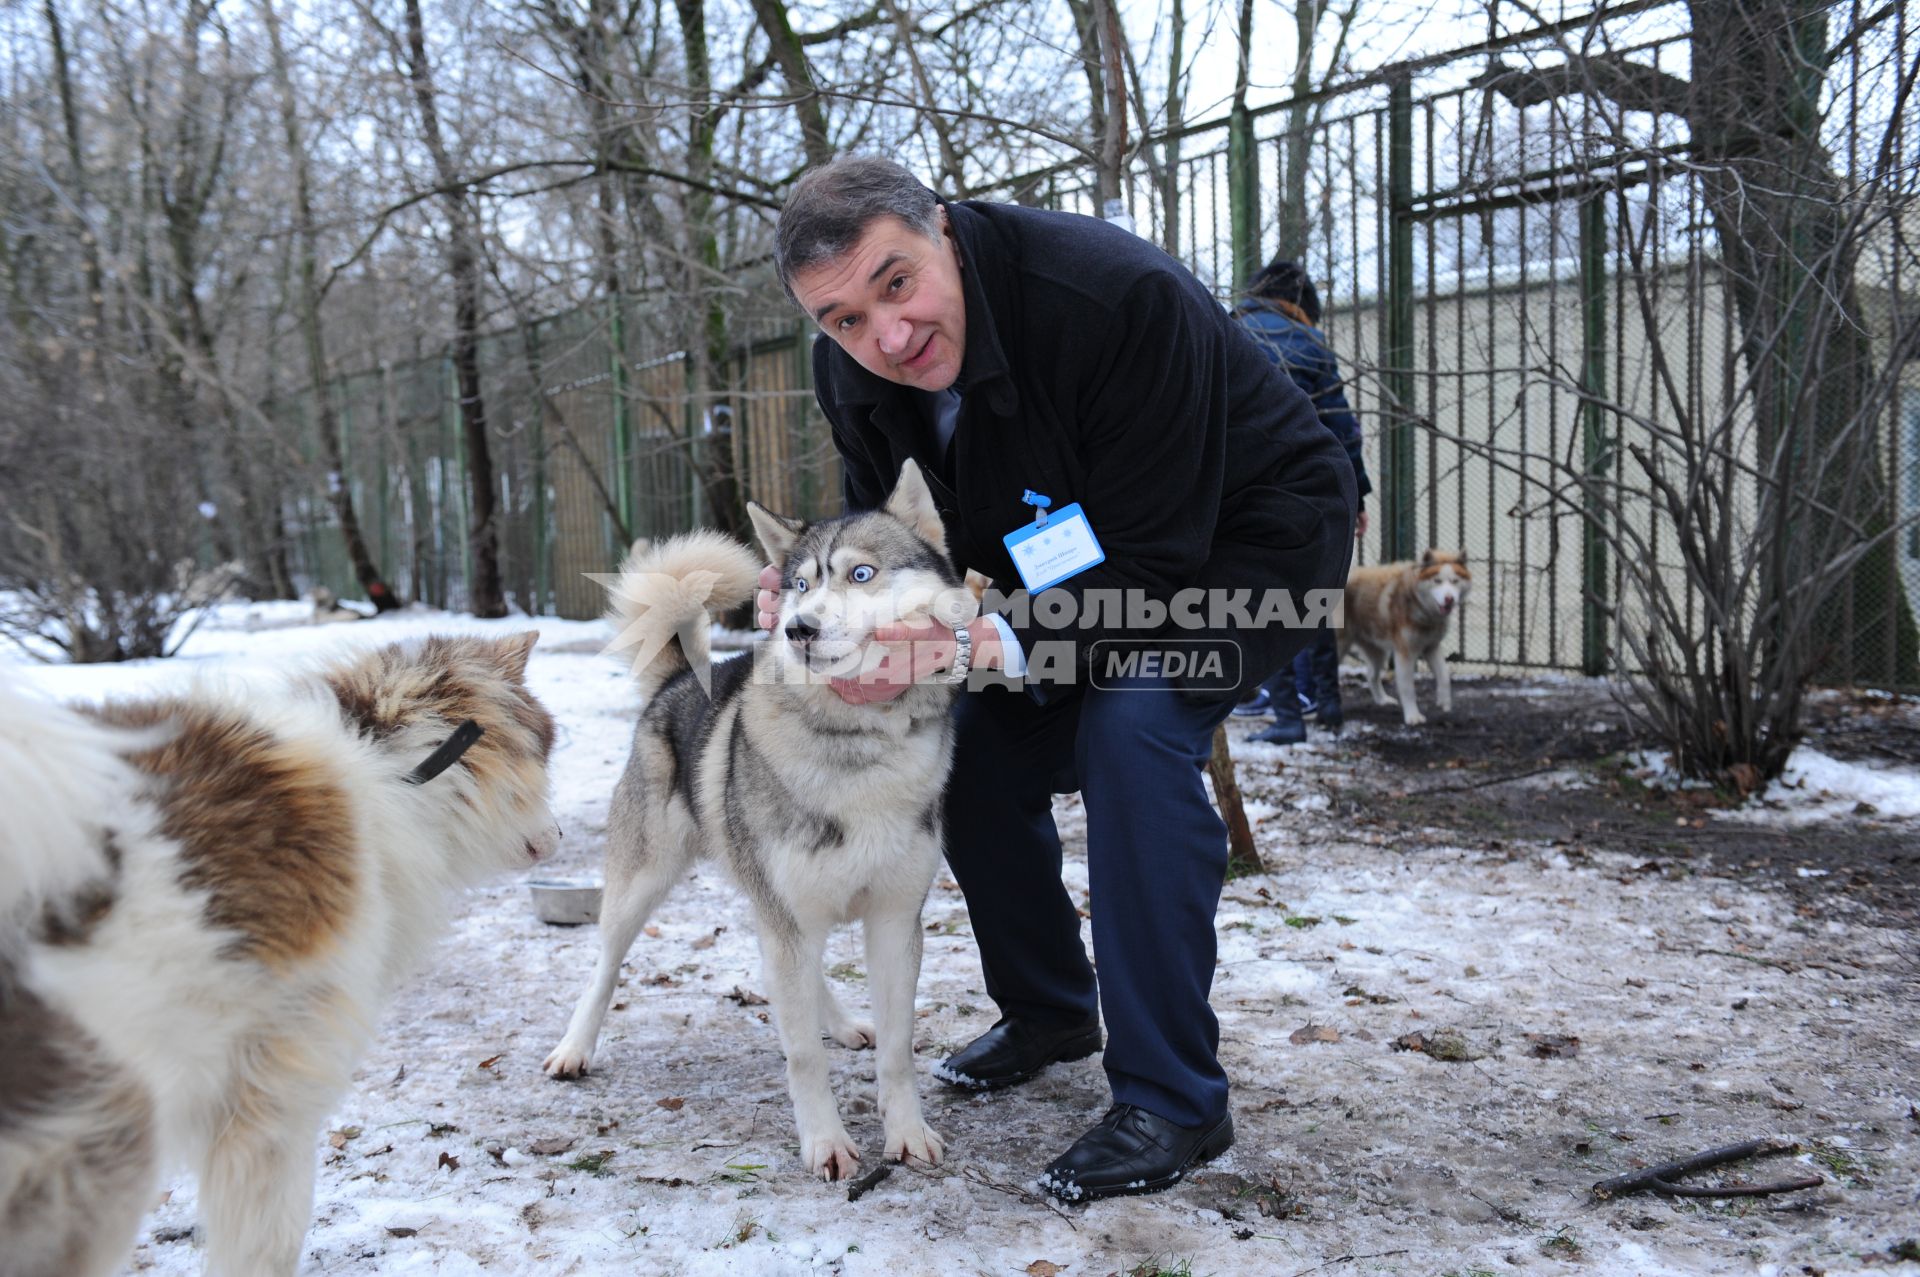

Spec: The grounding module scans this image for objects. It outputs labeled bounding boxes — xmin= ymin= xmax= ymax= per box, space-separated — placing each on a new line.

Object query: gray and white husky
xmin=544 ymin=460 xmax=976 ymax=1181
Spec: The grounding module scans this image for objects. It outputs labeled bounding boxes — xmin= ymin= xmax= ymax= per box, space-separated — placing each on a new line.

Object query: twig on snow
xmin=1286 ymin=1249 xmax=1411 ymax=1276
xmin=1590 ymin=1138 xmax=1824 ymax=1200
xmin=845 ymin=1163 xmax=893 ymax=1201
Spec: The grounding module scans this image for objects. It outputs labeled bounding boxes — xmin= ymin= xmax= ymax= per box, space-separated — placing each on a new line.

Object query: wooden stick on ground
xmin=1209 ymin=724 xmax=1265 ymax=875
xmin=1590 ymin=1138 xmax=1824 ymax=1200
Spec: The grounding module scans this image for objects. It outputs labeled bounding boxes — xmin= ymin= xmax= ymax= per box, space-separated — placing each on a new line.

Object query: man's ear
xmin=883 ymin=459 xmax=947 ymax=556
xmin=747 ymin=502 xmax=804 ymax=568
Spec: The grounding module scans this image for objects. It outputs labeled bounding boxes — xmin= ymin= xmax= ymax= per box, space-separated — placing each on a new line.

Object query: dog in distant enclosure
xmin=0 ymin=635 xmax=559 ymax=1277
xmin=543 ymin=459 xmax=975 ymax=1182
xmin=1338 ymin=549 xmax=1473 ymax=726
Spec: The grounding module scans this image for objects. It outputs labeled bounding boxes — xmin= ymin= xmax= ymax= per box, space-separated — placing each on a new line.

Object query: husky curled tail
xmin=0 ymin=681 xmax=147 ymax=924
xmin=603 ymin=530 xmax=764 ymax=699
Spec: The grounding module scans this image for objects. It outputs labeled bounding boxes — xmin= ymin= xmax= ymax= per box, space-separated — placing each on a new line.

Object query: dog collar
xmin=402 ymin=720 xmax=484 ymax=785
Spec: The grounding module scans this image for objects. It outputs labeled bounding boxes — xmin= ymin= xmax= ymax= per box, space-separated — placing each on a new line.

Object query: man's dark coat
xmin=811 ymin=199 xmax=1357 ymax=700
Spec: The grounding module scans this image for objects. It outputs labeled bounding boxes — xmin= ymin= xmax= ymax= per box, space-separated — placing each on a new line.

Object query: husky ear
xmin=1419 ymin=548 xmax=1435 ymax=567
xmin=496 ymin=630 xmax=539 ymax=682
xmin=883 ymin=459 xmax=947 ymax=556
xmin=747 ymin=501 xmax=804 ymax=567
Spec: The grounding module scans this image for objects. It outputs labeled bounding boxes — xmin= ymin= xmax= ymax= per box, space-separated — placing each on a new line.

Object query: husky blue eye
xmin=850 ymin=565 xmax=876 ymax=583
xmin=793 ymin=578 xmax=809 ymax=593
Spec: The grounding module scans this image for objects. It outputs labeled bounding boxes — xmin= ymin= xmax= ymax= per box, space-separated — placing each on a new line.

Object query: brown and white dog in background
xmin=0 ymin=635 xmax=559 ymax=1277
xmin=1338 ymin=550 xmax=1473 ymax=726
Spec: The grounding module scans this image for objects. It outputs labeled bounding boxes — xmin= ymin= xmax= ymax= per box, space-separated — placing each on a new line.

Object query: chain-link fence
xmin=284 ymin=2 xmax=1919 ymax=687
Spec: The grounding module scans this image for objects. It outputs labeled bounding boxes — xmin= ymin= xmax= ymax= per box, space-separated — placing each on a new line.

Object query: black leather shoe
xmin=1037 ymin=1104 xmax=1235 ymax=1202
xmin=931 ymin=1016 xmax=1103 ymax=1091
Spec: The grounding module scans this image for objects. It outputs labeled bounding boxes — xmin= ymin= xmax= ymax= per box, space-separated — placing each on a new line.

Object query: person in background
xmin=1230 ymin=259 xmax=1371 ymax=745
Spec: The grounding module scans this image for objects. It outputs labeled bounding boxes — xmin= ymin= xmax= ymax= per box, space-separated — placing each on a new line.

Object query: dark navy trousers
xmin=942 ymin=676 xmax=1238 ymax=1129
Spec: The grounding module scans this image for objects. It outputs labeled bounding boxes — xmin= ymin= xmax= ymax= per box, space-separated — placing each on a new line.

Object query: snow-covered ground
xmin=7 ymin=603 xmax=1919 ymax=1277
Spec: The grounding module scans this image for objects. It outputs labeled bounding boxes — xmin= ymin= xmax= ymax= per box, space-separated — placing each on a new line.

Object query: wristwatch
xmin=944 ymin=622 xmax=973 ymax=684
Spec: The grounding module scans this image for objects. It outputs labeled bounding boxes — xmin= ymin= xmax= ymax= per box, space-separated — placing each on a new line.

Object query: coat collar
xmin=816 ymin=200 xmax=1020 ymax=421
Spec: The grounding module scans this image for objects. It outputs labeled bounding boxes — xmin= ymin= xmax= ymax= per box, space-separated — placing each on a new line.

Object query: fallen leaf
xmin=386 ymin=1227 xmax=418 ymax=1238
xmin=1526 ymin=1033 xmax=1581 ymax=1059
xmin=657 ymin=1096 xmax=686 ymax=1111
xmin=726 ymin=986 xmax=769 ymax=1006
xmin=1393 ymin=1028 xmax=1480 ymax=1061
xmin=477 ymin=1055 xmax=502 ymax=1071
xmin=643 ymin=925 xmax=661 ymax=938
xmin=528 ymin=1137 xmax=577 ymax=1156
xmin=1289 ymin=1022 xmax=1340 ymax=1045
xmin=690 ymin=933 xmax=717 ymax=951
xmin=437 ymin=1152 xmax=459 ymax=1171
xmin=1026 ymin=1263 xmax=1064 ymax=1277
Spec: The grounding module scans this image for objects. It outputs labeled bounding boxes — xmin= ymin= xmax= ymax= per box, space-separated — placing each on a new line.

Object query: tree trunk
xmin=1063 ymin=0 xmax=1117 ymax=206
xmin=675 ymin=0 xmax=745 ymax=538
xmin=1684 ymin=0 xmax=1917 ymax=687
xmin=259 ymin=0 xmax=401 ymax=612
xmin=403 ymin=0 xmax=506 ymax=617
xmin=745 ymin=0 xmax=834 ymax=167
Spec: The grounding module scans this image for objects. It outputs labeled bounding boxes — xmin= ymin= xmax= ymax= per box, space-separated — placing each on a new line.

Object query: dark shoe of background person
xmin=1229 ymin=688 xmax=1272 ymax=718
xmin=931 ymin=1016 xmax=1103 ymax=1091
xmin=1038 ymin=1104 xmax=1235 ymax=1202
xmin=1309 ymin=689 xmax=1343 ymax=733
xmin=1250 ymin=716 xmax=1306 ymax=744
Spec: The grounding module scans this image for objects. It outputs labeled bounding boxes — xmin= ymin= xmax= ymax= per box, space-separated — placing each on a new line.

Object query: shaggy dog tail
xmin=603 ymin=531 xmax=763 ymax=701
xmin=0 ymin=681 xmax=145 ymax=923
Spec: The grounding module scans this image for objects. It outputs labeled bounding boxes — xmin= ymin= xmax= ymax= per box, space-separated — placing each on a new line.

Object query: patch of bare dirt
xmin=1263 ymin=677 xmax=1920 ymax=927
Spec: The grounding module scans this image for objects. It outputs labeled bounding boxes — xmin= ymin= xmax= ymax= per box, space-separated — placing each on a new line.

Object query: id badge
xmin=1003 ymin=501 xmax=1105 ymax=592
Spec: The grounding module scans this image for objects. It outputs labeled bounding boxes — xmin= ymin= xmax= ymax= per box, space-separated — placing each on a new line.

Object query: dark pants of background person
xmin=941 ymin=675 xmax=1239 ymax=1129
xmin=1261 ymin=627 xmax=1343 ymax=725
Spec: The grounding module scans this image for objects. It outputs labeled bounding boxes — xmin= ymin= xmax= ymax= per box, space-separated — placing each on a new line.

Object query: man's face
xmin=790 ymin=210 xmax=966 ymax=392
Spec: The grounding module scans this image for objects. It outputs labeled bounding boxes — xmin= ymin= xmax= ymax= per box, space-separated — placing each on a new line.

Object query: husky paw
xmin=884 ymin=1119 xmax=945 ymax=1167
xmin=802 ymin=1129 xmax=862 ymax=1181
xmin=826 ymin=1019 xmax=876 ymax=1049
xmin=542 ymin=1045 xmax=591 ymax=1079
xmin=1402 ymin=709 xmax=1427 ymax=727
xmin=1370 ymin=690 xmax=1394 ymax=706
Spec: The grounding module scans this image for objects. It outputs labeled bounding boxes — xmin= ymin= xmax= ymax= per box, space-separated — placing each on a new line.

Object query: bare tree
xmin=1457 ymin=1 xmax=1920 ymax=783
xmin=1481 ymin=0 xmax=1919 ymax=690
xmin=259 ymin=0 xmax=403 ymax=612
xmin=396 ymin=0 xmax=507 ymax=617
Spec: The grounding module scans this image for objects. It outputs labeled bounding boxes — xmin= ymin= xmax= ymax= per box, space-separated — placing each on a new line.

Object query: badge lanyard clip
xmin=1021 ymin=489 xmax=1052 ymax=528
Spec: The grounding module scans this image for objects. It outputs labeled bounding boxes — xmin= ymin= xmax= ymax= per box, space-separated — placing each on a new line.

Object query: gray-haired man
xmin=756 ymin=156 xmax=1356 ymax=1201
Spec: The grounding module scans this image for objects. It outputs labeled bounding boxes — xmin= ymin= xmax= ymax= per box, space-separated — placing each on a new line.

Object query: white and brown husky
xmin=0 ymin=634 xmax=558 ymax=1277
xmin=544 ymin=460 xmax=975 ymax=1181
xmin=1339 ymin=549 xmax=1473 ymax=726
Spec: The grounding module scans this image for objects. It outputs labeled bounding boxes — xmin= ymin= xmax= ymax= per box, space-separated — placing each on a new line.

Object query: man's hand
xmin=827 ymin=617 xmax=957 ymax=705
xmin=826 ymin=617 xmax=1002 ymax=706
xmin=1356 ymin=508 xmax=1370 ymax=539
xmin=755 ymin=564 xmax=781 ymax=631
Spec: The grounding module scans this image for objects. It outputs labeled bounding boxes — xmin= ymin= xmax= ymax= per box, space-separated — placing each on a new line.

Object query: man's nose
xmin=875 ymin=311 xmax=912 ymax=355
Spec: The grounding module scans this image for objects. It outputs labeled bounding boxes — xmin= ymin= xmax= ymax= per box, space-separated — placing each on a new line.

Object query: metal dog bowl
xmin=528 ymin=879 xmax=603 ymax=926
